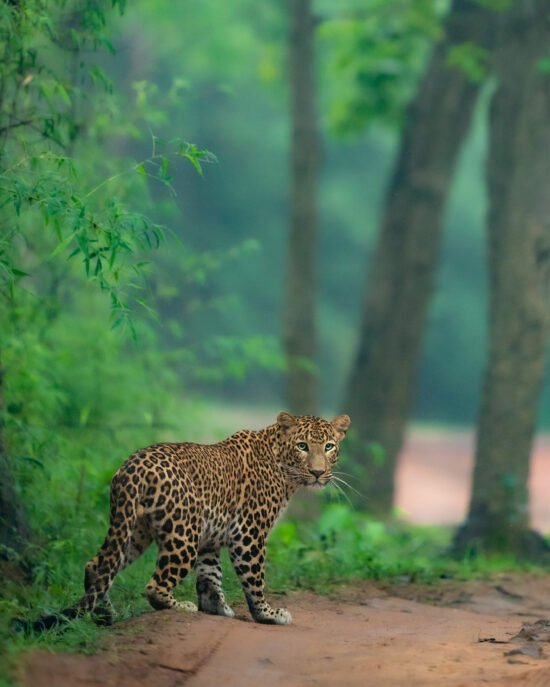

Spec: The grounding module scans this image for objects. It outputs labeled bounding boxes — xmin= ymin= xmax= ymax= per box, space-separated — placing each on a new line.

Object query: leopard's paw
xmin=254 ymin=606 xmax=292 ymax=625
xmin=176 ymin=600 xmax=198 ymax=613
xmin=217 ymin=602 xmax=235 ymax=618
xmin=198 ymin=593 xmax=235 ymax=618
xmin=272 ymin=608 xmax=292 ymax=625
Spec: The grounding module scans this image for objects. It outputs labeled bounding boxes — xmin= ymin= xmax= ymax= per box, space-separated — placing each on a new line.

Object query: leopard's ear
xmin=331 ymin=414 xmax=351 ymax=440
xmin=277 ymin=411 xmax=297 ymax=432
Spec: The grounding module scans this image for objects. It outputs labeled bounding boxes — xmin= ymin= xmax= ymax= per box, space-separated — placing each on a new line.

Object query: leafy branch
xmin=87 ymin=136 xmax=216 ymax=199
xmin=1 ymin=136 xmax=214 ymax=335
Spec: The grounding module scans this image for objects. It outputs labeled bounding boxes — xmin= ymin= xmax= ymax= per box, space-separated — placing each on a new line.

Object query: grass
xmin=267 ymin=504 xmax=546 ymax=591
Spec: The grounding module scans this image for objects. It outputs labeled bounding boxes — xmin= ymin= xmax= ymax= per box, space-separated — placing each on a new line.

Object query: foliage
xmin=0 ymin=0 xmax=219 ymax=332
xmin=446 ymin=42 xmax=489 ymax=83
xmin=267 ymin=504 xmax=541 ymax=591
xmin=318 ymin=0 xmax=444 ymax=133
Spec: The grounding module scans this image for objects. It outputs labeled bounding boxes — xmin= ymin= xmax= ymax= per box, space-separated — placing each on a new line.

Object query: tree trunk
xmin=453 ymin=0 xmax=550 ymax=559
xmin=344 ymin=0 xmax=496 ymax=515
xmin=283 ymin=0 xmax=320 ymax=414
xmin=0 ymin=357 xmax=29 ymax=558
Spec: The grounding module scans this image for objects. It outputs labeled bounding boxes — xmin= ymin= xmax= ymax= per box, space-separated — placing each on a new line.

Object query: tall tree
xmin=283 ymin=0 xmax=320 ymax=414
xmin=454 ymin=0 xmax=550 ymax=558
xmin=344 ymin=0 xmax=496 ymax=514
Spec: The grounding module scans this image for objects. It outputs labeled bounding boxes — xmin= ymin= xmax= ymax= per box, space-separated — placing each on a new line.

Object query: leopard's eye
xmin=297 ymin=442 xmax=309 ymax=452
xmin=325 ymin=442 xmax=336 ymax=452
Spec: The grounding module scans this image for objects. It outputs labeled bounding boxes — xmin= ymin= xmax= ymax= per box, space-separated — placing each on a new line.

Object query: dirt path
xmin=22 ymin=577 xmax=550 ymax=687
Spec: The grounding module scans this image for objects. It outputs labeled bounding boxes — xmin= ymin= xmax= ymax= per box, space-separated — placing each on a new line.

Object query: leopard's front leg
xmin=228 ymin=537 xmax=292 ymax=625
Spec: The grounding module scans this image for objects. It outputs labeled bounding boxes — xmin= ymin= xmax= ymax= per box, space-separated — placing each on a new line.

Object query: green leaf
xmin=79 ymin=405 xmax=91 ymax=427
xmin=447 ymin=42 xmax=489 ymax=84
xmin=21 ymin=456 xmax=45 ymax=470
xmin=49 ymin=231 xmax=76 ymax=258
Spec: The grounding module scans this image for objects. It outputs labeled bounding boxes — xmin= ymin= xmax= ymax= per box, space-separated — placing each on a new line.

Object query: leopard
xmin=25 ymin=411 xmax=351 ymax=631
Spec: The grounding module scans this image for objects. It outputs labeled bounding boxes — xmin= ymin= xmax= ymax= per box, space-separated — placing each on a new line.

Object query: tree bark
xmin=284 ymin=0 xmax=320 ymax=414
xmin=453 ymin=0 xmax=550 ymax=559
xmin=0 ymin=356 xmax=29 ymax=557
xmin=344 ymin=0 xmax=496 ymax=515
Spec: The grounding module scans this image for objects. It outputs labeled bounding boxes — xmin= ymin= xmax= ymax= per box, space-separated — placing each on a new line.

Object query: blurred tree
xmin=344 ymin=0 xmax=497 ymax=515
xmin=453 ymin=0 xmax=550 ymax=558
xmin=284 ymin=0 xmax=320 ymax=413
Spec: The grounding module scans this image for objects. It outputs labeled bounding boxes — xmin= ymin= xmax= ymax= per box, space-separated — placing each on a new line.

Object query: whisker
xmin=333 ymin=470 xmax=356 ymax=480
xmin=327 ymin=482 xmax=344 ymax=504
xmin=331 ymin=474 xmax=364 ymax=498
xmin=329 ymin=480 xmax=354 ymax=509
xmin=327 ymin=480 xmax=344 ymax=502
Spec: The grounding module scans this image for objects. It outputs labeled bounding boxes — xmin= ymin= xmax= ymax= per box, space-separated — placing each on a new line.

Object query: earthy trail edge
xmin=22 ymin=576 xmax=550 ymax=687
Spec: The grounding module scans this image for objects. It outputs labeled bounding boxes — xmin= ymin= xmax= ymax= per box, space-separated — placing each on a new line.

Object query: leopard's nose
xmin=309 ymin=469 xmax=324 ymax=479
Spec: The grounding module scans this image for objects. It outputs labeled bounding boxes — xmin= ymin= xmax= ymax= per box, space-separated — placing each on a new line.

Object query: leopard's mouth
xmin=306 ymin=476 xmax=330 ymax=489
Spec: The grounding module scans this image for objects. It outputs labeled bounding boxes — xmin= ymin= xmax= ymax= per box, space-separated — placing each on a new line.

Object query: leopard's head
xmin=275 ymin=412 xmax=351 ymax=489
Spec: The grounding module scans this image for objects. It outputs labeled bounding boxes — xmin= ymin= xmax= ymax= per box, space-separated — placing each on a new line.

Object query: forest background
xmin=1 ymin=0 xmax=549 ymax=674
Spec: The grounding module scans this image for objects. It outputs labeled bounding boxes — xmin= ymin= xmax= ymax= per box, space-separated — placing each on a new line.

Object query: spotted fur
xmin=28 ymin=412 xmax=350 ymax=630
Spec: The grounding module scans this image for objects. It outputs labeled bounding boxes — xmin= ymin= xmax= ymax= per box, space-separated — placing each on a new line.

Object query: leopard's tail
xmin=12 ymin=473 xmax=141 ymax=635
xmin=10 ymin=553 xmax=118 ymax=635
xmin=11 ymin=604 xmax=87 ymax=635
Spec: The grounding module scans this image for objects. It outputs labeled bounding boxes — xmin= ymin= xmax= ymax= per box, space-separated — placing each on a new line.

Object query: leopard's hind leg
xmin=145 ymin=485 xmax=200 ymax=612
xmin=82 ymin=540 xmax=124 ymax=624
xmin=85 ymin=516 xmax=153 ymax=623
xmin=81 ymin=484 xmax=149 ymax=624
xmin=125 ymin=517 xmax=153 ymax=567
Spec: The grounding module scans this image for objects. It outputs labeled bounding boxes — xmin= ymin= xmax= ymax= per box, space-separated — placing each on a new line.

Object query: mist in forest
xmin=103 ymin=0 xmax=502 ymax=425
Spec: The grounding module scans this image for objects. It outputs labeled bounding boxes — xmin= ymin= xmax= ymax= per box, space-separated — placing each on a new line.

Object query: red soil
xmin=23 ymin=576 xmax=550 ymax=687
